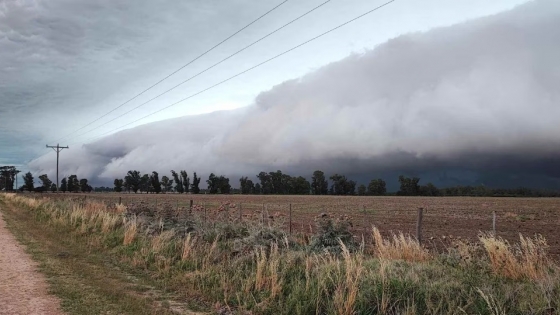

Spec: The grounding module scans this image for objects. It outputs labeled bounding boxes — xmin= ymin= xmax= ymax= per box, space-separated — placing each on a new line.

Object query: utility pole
xmin=46 ymin=144 xmax=69 ymax=192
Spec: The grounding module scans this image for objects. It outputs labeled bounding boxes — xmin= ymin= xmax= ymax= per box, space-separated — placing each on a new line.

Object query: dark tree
xmin=68 ymin=175 xmax=80 ymax=192
xmin=357 ymin=184 xmax=367 ymax=196
xmin=79 ymin=178 xmax=89 ymax=192
xmin=207 ymin=173 xmax=230 ymax=194
xmin=140 ymin=174 xmax=150 ymax=194
xmin=311 ymin=170 xmax=329 ymax=195
xmin=50 ymin=183 xmax=57 ymax=192
xmin=0 ymin=166 xmax=20 ymax=191
xmin=367 ymin=179 xmax=387 ymax=196
xmin=23 ymin=172 xmax=34 ymax=191
xmin=38 ymin=174 xmax=53 ymax=190
xmin=180 ymin=171 xmax=190 ymax=194
xmin=150 ymin=171 xmax=162 ymax=194
xmin=171 ymin=170 xmax=183 ymax=193
xmin=254 ymin=183 xmax=262 ymax=194
xmin=114 ymin=178 xmax=124 ymax=193
xmin=397 ymin=175 xmax=420 ymax=196
xmin=160 ymin=176 xmax=173 ymax=193
xmin=239 ymin=176 xmax=255 ymax=194
xmin=60 ymin=178 xmax=68 ymax=192
xmin=257 ymin=172 xmax=273 ymax=194
xmin=125 ymin=170 xmax=142 ymax=193
xmin=191 ymin=172 xmax=201 ymax=194
xmin=420 ymin=183 xmax=440 ymax=196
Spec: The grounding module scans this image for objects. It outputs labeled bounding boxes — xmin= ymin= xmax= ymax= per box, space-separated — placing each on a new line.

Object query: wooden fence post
xmin=289 ymin=203 xmax=292 ymax=235
xmin=416 ymin=207 xmax=424 ymax=245
xmin=189 ymin=199 xmax=193 ymax=214
xmin=492 ymin=211 xmax=496 ymax=236
xmin=239 ymin=203 xmax=242 ymax=221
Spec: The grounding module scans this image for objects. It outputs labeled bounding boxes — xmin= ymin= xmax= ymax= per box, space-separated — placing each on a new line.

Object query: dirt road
xmin=0 ymin=211 xmax=62 ymax=315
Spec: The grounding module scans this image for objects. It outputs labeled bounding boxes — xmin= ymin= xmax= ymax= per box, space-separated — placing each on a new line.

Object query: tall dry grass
xmin=480 ymin=233 xmax=553 ymax=280
xmin=372 ymin=227 xmax=431 ymax=262
xmin=123 ymin=216 xmax=138 ymax=245
xmin=333 ymin=240 xmax=363 ymax=315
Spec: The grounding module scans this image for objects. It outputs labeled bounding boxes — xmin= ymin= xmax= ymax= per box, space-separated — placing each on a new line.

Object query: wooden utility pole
xmin=46 ymin=144 xmax=69 ymax=192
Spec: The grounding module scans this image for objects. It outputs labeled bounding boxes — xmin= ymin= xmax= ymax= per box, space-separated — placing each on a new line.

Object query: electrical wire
xmin=52 ymin=0 xmax=290 ymax=142
xmin=70 ymin=0 xmax=396 ymax=146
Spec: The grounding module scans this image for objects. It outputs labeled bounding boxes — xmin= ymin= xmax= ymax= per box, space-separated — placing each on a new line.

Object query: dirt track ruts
xmin=0 ymin=209 xmax=62 ymax=315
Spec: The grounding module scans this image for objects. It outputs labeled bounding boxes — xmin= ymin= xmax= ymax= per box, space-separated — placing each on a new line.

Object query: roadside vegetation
xmin=1 ymin=193 xmax=559 ymax=314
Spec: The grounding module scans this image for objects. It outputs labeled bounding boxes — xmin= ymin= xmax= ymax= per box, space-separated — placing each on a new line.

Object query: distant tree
xmin=67 ymin=175 xmax=80 ymax=192
xmin=150 ymin=172 xmax=162 ymax=194
xmin=311 ymin=170 xmax=329 ymax=195
xmin=191 ymin=172 xmax=201 ymax=194
xmin=357 ymin=184 xmax=366 ymax=196
xmin=329 ymin=174 xmax=355 ymax=195
xmin=0 ymin=166 xmax=20 ymax=191
xmin=420 ymin=182 xmax=439 ymax=196
xmin=171 ymin=170 xmax=183 ymax=193
xmin=60 ymin=178 xmax=68 ymax=192
xmin=38 ymin=174 xmax=53 ymax=190
xmin=180 ymin=171 xmax=190 ymax=194
xmin=254 ymin=183 xmax=262 ymax=194
xmin=140 ymin=174 xmax=150 ymax=194
xmin=367 ymin=179 xmax=387 ymax=196
xmin=23 ymin=172 xmax=34 ymax=191
xmin=114 ymin=178 xmax=124 ymax=193
xmin=292 ymin=176 xmax=311 ymax=195
xmin=239 ymin=176 xmax=255 ymax=194
xmin=397 ymin=175 xmax=420 ymax=196
xmin=125 ymin=170 xmax=142 ymax=193
xmin=79 ymin=178 xmax=89 ymax=192
xmin=257 ymin=172 xmax=273 ymax=194
xmin=207 ymin=173 xmax=230 ymax=194
xmin=50 ymin=183 xmax=57 ymax=192
xmin=160 ymin=176 xmax=173 ymax=193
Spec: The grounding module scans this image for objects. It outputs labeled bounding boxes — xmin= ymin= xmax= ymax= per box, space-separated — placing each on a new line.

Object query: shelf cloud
xmin=29 ymin=0 xmax=560 ymax=189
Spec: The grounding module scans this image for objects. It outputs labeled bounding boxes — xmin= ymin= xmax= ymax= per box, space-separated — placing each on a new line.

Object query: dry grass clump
xmin=4 ymin=193 xmax=44 ymax=209
xmin=123 ymin=216 xmax=138 ymax=245
xmin=372 ymin=227 xmax=431 ymax=262
xmin=479 ymin=233 xmax=553 ymax=280
xmin=333 ymin=240 xmax=363 ymax=315
xmin=254 ymin=243 xmax=283 ymax=299
xmin=181 ymin=233 xmax=197 ymax=261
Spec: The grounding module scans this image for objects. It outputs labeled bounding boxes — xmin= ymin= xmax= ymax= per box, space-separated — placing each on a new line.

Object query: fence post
xmin=176 ymin=199 xmax=179 ymax=212
xmin=416 ymin=207 xmax=424 ymax=245
xmin=239 ymin=203 xmax=242 ymax=221
xmin=189 ymin=199 xmax=193 ymax=214
xmin=289 ymin=203 xmax=292 ymax=235
xmin=155 ymin=198 xmax=157 ymax=208
xmin=119 ymin=196 xmax=121 ymax=205
xmin=492 ymin=211 xmax=496 ymax=236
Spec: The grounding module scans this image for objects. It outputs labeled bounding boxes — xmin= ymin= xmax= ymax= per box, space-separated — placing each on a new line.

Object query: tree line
xmin=2 ymin=165 xmax=559 ymax=197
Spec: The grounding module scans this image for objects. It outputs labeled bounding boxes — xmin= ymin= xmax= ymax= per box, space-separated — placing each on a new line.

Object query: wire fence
xmin=18 ymin=192 xmax=560 ymax=259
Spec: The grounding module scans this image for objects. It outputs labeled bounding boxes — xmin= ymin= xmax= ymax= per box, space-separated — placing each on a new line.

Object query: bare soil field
xmin=37 ymin=193 xmax=560 ymax=259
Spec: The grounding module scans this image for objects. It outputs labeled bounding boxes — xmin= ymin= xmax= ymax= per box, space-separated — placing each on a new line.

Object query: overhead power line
xmin=52 ymin=0 xmax=290 ymax=143
xmin=71 ymin=0 xmax=396 ymax=146
xmin=66 ymin=0 xmax=333 ymax=142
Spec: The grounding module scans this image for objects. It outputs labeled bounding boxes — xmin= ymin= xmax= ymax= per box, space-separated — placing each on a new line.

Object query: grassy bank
xmin=1 ymin=193 xmax=558 ymax=314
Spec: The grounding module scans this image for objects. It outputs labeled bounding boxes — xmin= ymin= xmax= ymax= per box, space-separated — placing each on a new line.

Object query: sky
xmin=3 ymin=0 xmax=559 ymax=190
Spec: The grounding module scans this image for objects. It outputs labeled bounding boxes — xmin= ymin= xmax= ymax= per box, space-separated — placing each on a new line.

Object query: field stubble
xmin=41 ymin=193 xmax=560 ymax=259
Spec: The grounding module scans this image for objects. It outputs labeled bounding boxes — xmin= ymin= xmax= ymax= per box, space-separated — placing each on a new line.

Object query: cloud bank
xmin=29 ymin=0 xmax=560 ymax=189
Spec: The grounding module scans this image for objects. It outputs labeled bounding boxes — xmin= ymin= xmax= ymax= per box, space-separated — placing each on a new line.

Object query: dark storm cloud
xmin=28 ymin=0 xmax=560 ymax=189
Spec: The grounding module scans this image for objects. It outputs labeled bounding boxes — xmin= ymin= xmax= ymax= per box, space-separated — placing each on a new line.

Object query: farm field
xmin=38 ymin=193 xmax=560 ymax=259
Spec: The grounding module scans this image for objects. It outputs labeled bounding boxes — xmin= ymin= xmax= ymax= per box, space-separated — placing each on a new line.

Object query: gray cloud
xmin=26 ymin=0 xmax=560 ymax=189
